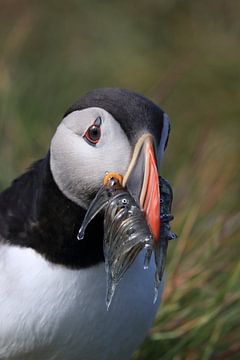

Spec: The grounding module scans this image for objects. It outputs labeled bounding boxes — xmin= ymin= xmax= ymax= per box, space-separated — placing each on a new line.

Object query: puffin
xmin=0 ymin=88 xmax=171 ymax=360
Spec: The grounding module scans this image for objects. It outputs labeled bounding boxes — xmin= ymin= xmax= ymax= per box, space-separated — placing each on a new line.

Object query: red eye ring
xmin=84 ymin=124 xmax=101 ymax=145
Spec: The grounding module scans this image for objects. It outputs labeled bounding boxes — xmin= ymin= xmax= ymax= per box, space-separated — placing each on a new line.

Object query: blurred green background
xmin=0 ymin=1 xmax=239 ymax=359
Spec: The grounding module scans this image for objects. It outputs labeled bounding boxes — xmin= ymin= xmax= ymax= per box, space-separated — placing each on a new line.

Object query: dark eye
xmin=84 ymin=125 xmax=101 ymax=145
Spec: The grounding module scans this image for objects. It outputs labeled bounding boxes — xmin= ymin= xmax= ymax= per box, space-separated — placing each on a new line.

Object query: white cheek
xmin=50 ymin=121 xmax=131 ymax=208
xmin=95 ymin=120 xmax=131 ymax=176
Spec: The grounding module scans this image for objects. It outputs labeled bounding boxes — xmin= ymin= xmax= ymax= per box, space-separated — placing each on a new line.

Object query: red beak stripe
xmin=142 ymin=142 xmax=160 ymax=243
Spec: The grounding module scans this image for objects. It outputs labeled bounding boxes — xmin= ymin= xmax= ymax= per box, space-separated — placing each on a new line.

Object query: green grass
xmin=133 ymin=131 xmax=240 ymax=359
xmin=0 ymin=1 xmax=239 ymax=359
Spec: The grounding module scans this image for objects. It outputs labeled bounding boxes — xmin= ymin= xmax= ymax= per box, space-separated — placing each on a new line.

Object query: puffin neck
xmin=0 ymin=152 xmax=104 ymax=269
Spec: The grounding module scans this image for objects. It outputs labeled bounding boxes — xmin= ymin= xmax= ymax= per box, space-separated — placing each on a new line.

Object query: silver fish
xmin=77 ymin=176 xmax=176 ymax=309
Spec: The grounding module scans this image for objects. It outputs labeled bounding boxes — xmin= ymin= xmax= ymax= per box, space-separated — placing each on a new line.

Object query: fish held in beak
xmin=77 ymin=135 xmax=176 ymax=309
xmin=78 ymin=175 xmax=153 ymax=309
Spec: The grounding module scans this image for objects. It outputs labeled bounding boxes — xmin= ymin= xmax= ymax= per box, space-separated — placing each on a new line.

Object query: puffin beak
xmin=78 ymin=133 xmax=164 ymax=308
xmin=123 ymin=134 xmax=160 ymax=243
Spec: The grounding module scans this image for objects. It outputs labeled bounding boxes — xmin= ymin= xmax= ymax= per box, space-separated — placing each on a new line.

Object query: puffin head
xmin=50 ymin=88 xmax=170 ymax=242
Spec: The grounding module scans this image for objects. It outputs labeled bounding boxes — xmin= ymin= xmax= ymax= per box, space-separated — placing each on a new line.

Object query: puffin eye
xmin=84 ymin=122 xmax=101 ymax=145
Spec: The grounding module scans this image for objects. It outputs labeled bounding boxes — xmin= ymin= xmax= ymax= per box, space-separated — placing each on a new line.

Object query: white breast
xmin=0 ymin=243 xmax=162 ymax=360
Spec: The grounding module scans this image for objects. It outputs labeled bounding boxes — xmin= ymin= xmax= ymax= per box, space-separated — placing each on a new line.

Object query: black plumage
xmin=0 ymin=152 xmax=104 ymax=268
xmin=65 ymin=88 xmax=165 ymax=147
